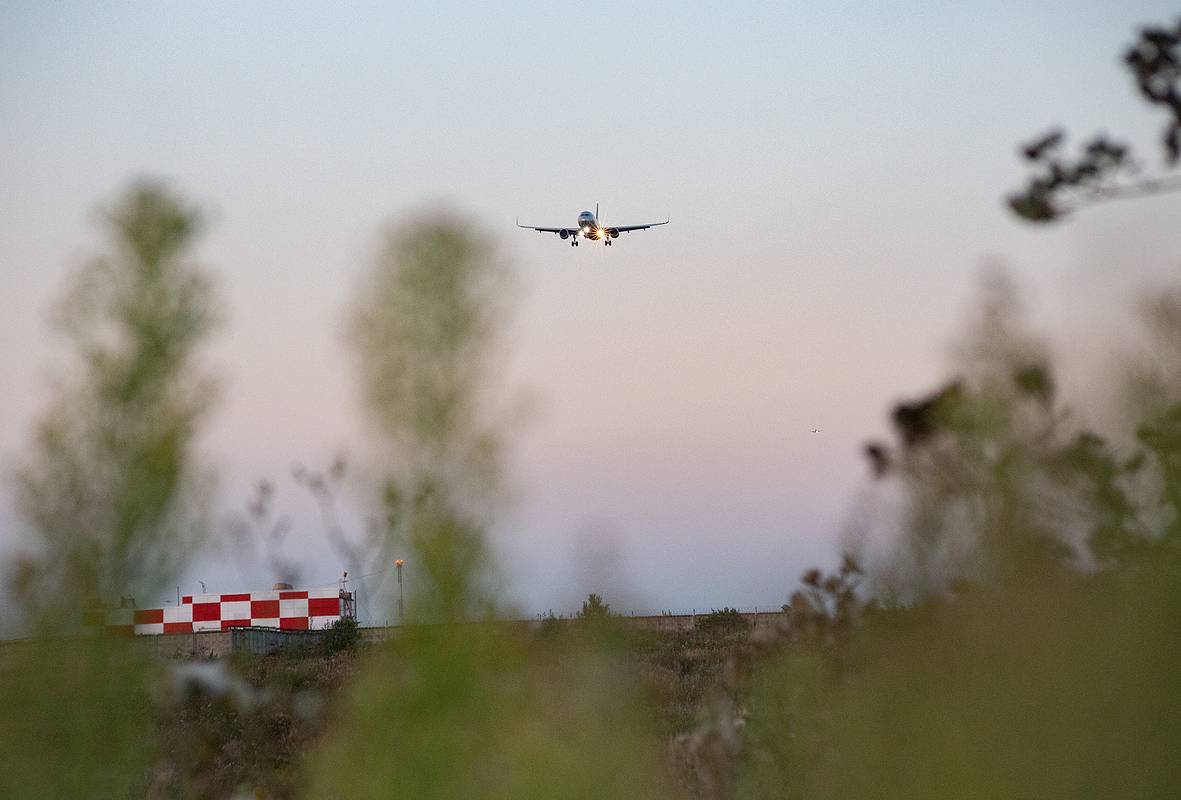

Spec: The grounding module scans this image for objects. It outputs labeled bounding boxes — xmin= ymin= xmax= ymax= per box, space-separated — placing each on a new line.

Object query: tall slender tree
xmin=348 ymin=211 xmax=512 ymax=622
xmin=11 ymin=180 xmax=219 ymax=626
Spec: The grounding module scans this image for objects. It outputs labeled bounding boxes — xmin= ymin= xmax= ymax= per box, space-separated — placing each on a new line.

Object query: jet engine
xmin=608 ymin=228 xmax=619 ymax=239
xmin=559 ymin=230 xmax=570 ymax=240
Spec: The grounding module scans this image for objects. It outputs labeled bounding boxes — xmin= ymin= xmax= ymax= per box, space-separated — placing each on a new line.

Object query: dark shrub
xmin=322 ymin=617 xmax=360 ymax=656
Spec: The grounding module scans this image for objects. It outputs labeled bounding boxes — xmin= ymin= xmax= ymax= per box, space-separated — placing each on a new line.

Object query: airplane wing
xmin=609 ymin=219 xmax=670 ymax=233
xmin=516 ymin=219 xmax=576 ymax=235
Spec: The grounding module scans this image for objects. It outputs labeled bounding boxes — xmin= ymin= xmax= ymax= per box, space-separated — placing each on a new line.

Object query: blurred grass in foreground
xmin=308 ymin=624 xmax=670 ymax=799
xmin=740 ymin=566 xmax=1181 ymax=799
xmin=0 ymin=639 xmax=153 ymax=799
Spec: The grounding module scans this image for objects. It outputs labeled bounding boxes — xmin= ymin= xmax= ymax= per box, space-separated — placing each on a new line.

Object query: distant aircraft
xmin=517 ymin=204 xmax=669 ymax=247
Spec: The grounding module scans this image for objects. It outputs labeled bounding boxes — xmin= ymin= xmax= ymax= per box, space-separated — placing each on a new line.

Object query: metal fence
xmin=529 ymin=605 xmax=786 ymax=621
xmin=230 ymin=626 xmax=325 ymax=656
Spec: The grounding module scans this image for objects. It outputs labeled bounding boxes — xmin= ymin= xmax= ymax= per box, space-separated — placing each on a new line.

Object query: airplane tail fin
xmin=596 ymin=202 xmax=599 ymax=224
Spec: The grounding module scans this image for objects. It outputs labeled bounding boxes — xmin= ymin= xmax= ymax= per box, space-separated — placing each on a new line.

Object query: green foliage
xmin=859 ymin=268 xmax=1181 ymax=600
xmin=0 ymin=181 xmax=218 ymax=799
xmin=1007 ymin=131 xmax=1134 ymax=222
xmin=10 ymin=180 xmax=219 ymax=623
xmin=746 ymin=230 xmax=1181 ymax=796
xmin=318 ymin=217 xmax=674 ymax=798
xmin=1126 ymin=286 xmax=1181 ymax=420
xmin=739 ymin=567 xmax=1181 ymax=799
xmin=321 ymin=616 xmax=360 ymax=656
xmin=786 ymin=556 xmax=864 ymax=648
xmin=306 ymin=627 xmax=669 ymax=800
xmin=859 ymin=270 xmax=1147 ymax=596
xmin=694 ymin=608 xmax=749 ymax=638
xmin=536 ymin=610 xmax=563 ymax=637
xmin=640 ymin=622 xmax=751 ymax=739
xmin=577 ymin=592 xmax=611 ymax=619
xmin=738 ymin=232 xmax=1181 ymax=799
xmin=0 ymin=639 xmax=154 ymax=800
xmin=1008 ymin=18 xmax=1181 ymax=222
xmin=152 ymin=651 xmax=356 ymax=799
xmin=348 ymin=213 xmax=513 ymax=623
xmin=1138 ymin=404 xmax=1181 ymax=520
xmin=1125 ymin=18 xmax=1181 ymax=163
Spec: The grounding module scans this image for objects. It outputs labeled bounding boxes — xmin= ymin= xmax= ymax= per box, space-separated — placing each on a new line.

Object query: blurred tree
xmin=314 ymin=216 xmax=669 ymax=800
xmin=1008 ymin=17 xmax=1181 ymax=222
xmin=223 ymin=479 xmax=301 ymax=587
xmin=9 ymin=180 xmax=219 ymax=626
xmin=2 ymin=180 xmax=217 ymax=799
xmin=736 ymin=17 xmax=1181 ymax=800
xmin=858 ymin=270 xmax=1158 ymax=594
xmin=577 ymin=592 xmax=612 ymax=619
xmin=347 ymin=212 xmax=512 ymax=622
xmin=321 ymin=615 xmax=361 ymax=655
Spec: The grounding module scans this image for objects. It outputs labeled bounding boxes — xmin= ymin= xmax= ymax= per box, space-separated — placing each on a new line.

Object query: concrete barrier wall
xmin=620 ymin=611 xmax=788 ymax=633
xmin=361 ymin=611 xmax=789 ymax=640
xmin=134 ymin=630 xmax=233 ymax=659
xmin=0 ymin=629 xmax=234 ymax=666
xmin=1 ymin=611 xmax=790 ymax=662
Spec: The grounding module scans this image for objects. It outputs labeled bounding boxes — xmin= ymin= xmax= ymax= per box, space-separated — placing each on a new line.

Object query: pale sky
xmin=3 ymin=2 xmax=1181 ymax=624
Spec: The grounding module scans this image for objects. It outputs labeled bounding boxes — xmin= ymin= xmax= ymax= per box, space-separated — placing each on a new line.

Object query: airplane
xmin=516 ymin=204 xmax=669 ymax=246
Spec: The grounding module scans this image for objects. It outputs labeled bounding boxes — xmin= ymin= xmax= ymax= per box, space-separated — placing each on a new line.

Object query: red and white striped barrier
xmin=103 ymin=587 xmax=347 ymax=635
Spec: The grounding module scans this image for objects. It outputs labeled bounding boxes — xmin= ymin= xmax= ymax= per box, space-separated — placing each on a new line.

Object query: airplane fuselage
xmin=575 ymin=210 xmax=616 ymax=244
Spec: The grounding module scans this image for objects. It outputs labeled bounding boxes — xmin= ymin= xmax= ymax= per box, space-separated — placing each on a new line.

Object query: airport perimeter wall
xmin=359 ymin=610 xmax=788 ymax=643
xmin=0 ymin=611 xmax=790 ymax=661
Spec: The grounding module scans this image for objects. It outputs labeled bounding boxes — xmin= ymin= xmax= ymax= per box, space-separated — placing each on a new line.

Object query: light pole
xmin=395 ymin=559 xmax=405 ymax=626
